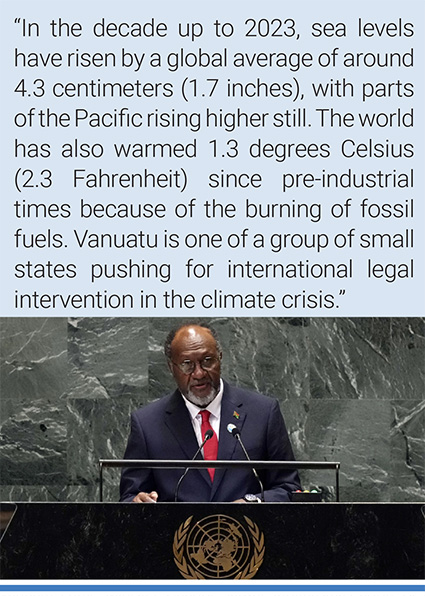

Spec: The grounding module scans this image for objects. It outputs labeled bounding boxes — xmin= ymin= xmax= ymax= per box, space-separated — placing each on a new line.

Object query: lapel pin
xmin=233 ymin=411 xmax=240 ymax=420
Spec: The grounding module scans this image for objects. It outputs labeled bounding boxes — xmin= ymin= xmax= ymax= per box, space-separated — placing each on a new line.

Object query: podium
xmin=1 ymin=502 xmax=424 ymax=579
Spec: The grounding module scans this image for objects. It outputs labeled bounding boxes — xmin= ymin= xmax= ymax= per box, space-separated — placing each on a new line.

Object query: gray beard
xmin=186 ymin=386 xmax=218 ymax=408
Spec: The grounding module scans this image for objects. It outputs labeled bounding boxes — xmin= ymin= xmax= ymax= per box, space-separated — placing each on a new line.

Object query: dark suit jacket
xmin=120 ymin=381 xmax=301 ymax=502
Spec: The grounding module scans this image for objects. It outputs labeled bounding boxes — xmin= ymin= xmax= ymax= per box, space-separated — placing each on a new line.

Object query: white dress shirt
xmin=182 ymin=379 xmax=223 ymax=448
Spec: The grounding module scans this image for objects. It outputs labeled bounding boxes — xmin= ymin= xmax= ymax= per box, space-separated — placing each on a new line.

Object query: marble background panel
xmin=0 ymin=318 xmax=68 ymax=486
xmin=226 ymin=317 xmax=309 ymax=400
xmin=67 ymin=318 xmax=149 ymax=400
xmin=0 ymin=317 xmax=423 ymax=503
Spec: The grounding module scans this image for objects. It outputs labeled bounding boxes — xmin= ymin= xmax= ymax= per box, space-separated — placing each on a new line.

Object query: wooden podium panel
xmin=0 ymin=503 xmax=424 ymax=579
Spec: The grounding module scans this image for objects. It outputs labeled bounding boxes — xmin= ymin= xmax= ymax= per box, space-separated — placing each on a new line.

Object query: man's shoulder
xmin=223 ymin=381 xmax=277 ymax=406
xmin=131 ymin=390 xmax=179 ymax=419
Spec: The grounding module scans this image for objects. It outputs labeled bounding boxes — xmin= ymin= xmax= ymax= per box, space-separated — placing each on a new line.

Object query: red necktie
xmin=200 ymin=410 xmax=218 ymax=481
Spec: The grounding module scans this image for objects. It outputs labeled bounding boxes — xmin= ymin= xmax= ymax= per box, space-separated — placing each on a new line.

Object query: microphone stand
xmin=174 ymin=430 xmax=213 ymax=502
xmin=229 ymin=426 xmax=265 ymax=502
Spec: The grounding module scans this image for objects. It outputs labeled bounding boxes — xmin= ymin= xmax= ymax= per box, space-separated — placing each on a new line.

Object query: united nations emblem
xmin=173 ymin=514 xmax=265 ymax=579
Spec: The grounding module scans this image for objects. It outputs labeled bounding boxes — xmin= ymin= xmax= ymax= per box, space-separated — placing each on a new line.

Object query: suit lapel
xmin=211 ymin=383 xmax=247 ymax=499
xmin=164 ymin=390 xmax=211 ymax=487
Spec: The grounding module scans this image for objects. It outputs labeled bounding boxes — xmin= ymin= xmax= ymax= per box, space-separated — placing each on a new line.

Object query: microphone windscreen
xmin=227 ymin=423 xmax=240 ymax=437
xmin=204 ymin=429 xmax=214 ymax=440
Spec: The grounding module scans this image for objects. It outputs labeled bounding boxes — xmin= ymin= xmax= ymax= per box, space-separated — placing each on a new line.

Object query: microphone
xmin=174 ymin=429 xmax=214 ymax=502
xmin=227 ymin=423 xmax=265 ymax=502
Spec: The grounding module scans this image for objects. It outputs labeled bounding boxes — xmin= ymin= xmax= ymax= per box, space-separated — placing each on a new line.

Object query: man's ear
xmin=167 ymin=359 xmax=173 ymax=374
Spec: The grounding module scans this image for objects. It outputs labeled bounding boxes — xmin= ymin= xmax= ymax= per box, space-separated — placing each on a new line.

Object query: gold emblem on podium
xmin=173 ymin=514 xmax=265 ymax=579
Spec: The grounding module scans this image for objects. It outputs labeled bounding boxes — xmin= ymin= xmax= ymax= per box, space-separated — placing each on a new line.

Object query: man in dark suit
xmin=120 ymin=323 xmax=300 ymax=503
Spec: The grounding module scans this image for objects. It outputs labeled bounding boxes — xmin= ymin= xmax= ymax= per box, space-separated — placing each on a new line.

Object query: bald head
xmin=164 ymin=322 xmax=221 ymax=360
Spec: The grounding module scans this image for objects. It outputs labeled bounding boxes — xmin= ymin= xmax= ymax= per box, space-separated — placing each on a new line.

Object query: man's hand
xmin=132 ymin=491 xmax=158 ymax=503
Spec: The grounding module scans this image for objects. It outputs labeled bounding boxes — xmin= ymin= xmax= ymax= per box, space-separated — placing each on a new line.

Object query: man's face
xmin=169 ymin=326 xmax=222 ymax=407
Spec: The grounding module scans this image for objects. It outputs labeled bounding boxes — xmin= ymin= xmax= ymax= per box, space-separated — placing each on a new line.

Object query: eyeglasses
xmin=172 ymin=356 xmax=219 ymax=375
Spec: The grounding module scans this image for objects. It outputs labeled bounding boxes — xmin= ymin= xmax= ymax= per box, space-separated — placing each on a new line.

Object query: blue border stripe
xmin=0 ymin=586 xmax=424 ymax=592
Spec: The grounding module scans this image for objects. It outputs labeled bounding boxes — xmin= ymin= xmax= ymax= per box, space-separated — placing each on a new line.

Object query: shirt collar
xmin=182 ymin=378 xmax=224 ymax=421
